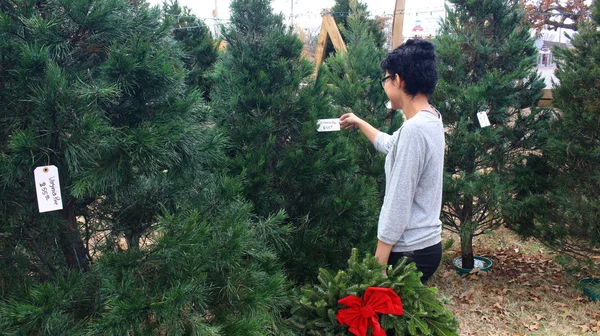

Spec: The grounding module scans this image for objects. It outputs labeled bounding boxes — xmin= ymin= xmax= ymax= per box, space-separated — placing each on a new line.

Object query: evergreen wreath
xmin=289 ymin=249 xmax=458 ymax=335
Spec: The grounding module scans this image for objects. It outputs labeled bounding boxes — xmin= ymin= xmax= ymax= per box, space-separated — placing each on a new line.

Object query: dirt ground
xmin=428 ymin=227 xmax=600 ymax=336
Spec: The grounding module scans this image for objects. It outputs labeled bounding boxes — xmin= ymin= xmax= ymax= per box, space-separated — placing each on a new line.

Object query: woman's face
xmin=383 ymin=71 xmax=403 ymax=110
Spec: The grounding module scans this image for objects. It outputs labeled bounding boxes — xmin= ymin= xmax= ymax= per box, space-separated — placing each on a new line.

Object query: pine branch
xmin=27 ymin=236 xmax=57 ymax=277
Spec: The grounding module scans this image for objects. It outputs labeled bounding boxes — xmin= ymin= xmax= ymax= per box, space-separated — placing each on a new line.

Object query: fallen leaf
xmin=468 ymin=274 xmax=479 ymax=281
xmin=441 ymin=271 xmax=454 ymax=278
xmin=459 ymin=288 xmax=475 ymax=304
xmin=535 ymin=314 xmax=545 ymax=321
xmin=523 ymin=321 xmax=540 ymax=331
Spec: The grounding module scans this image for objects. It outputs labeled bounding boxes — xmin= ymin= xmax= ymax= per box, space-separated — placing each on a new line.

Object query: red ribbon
xmin=336 ymin=287 xmax=403 ymax=336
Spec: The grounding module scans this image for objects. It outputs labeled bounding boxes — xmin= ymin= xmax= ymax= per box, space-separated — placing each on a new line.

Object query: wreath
xmin=289 ymin=249 xmax=458 ymax=335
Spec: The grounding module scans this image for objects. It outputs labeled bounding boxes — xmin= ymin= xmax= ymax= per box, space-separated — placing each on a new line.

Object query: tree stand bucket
xmin=453 ymin=256 xmax=493 ymax=275
xmin=579 ymin=278 xmax=600 ymax=302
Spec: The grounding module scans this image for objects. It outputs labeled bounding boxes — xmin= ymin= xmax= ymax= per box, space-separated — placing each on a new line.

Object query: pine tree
xmin=288 ymin=249 xmax=458 ymax=335
xmin=432 ymin=0 xmax=548 ymax=269
xmin=0 ymin=181 xmax=293 ymax=335
xmin=0 ymin=0 xmax=189 ymax=276
xmin=0 ymin=0 xmax=224 ymax=277
xmin=548 ymin=0 xmax=600 ymax=252
xmin=326 ymin=0 xmax=386 ymax=55
xmin=321 ymin=0 xmax=402 ymax=201
xmin=506 ymin=0 xmax=600 ymax=257
xmin=0 ymin=0 xmax=294 ymax=333
xmin=164 ymin=0 xmax=219 ymax=100
xmin=210 ymin=0 xmax=380 ymax=282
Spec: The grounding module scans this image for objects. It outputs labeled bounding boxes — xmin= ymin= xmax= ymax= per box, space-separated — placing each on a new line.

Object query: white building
xmin=534 ymin=28 xmax=575 ymax=67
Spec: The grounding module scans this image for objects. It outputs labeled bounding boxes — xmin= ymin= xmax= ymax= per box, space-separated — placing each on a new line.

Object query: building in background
xmin=534 ymin=28 xmax=573 ymax=67
xmin=402 ymin=6 xmax=445 ymax=42
xmin=534 ymin=29 xmax=575 ymax=88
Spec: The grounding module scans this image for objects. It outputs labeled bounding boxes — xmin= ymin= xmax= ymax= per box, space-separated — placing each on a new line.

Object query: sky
xmin=149 ymin=0 xmax=447 ymax=36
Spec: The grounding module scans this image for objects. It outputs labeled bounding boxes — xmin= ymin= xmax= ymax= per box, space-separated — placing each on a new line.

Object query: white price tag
xmin=34 ymin=165 xmax=63 ymax=213
xmin=317 ymin=119 xmax=341 ymax=132
xmin=477 ymin=112 xmax=491 ymax=128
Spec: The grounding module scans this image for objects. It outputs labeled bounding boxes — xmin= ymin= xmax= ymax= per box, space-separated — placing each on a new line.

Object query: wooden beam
xmin=313 ymin=21 xmax=329 ymax=78
xmin=323 ymin=14 xmax=347 ymax=54
xmin=392 ymin=0 xmax=406 ymax=49
xmin=312 ymin=10 xmax=347 ymax=78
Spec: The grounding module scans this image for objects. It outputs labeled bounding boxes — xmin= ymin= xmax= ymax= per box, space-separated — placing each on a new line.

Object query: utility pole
xmin=392 ymin=0 xmax=406 ymax=49
xmin=213 ymin=0 xmax=219 ymax=38
xmin=291 ymin=0 xmax=294 ymax=27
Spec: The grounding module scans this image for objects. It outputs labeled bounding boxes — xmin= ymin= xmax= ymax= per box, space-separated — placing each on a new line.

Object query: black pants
xmin=387 ymin=242 xmax=442 ymax=284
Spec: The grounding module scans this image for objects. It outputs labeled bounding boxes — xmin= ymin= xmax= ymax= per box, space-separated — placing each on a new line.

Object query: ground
xmin=429 ymin=227 xmax=600 ymax=336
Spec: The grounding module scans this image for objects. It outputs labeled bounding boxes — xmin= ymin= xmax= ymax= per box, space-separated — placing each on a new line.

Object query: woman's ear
xmin=393 ymin=74 xmax=403 ymax=88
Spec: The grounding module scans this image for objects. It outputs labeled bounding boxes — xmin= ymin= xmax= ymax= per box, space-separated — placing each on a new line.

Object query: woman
xmin=339 ymin=39 xmax=444 ymax=283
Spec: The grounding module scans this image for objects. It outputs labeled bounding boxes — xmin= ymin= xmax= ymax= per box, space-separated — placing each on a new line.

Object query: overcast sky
xmin=149 ymin=0 xmax=447 ymax=35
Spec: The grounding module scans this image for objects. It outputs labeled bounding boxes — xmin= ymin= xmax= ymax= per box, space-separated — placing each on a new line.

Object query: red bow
xmin=336 ymin=287 xmax=403 ymax=336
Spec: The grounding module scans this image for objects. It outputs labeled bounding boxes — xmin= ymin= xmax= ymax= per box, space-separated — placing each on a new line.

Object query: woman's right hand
xmin=339 ymin=113 xmax=363 ymax=130
xmin=339 ymin=112 xmax=381 ymax=145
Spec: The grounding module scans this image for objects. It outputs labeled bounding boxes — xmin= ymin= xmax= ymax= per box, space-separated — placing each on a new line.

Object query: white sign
xmin=477 ymin=112 xmax=491 ymax=128
xmin=34 ymin=165 xmax=63 ymax=213
xmin=317 ymin=119 xmax=341 ymax=132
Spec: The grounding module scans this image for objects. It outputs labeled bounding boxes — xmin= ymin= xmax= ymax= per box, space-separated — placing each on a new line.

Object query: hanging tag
xmin=34 ymin=165 xmax=63 ymax=213
xmin=317 ymin=119 xmax=341 ymax=132
xmin=477 ymin=112 xmax=491 ymax=128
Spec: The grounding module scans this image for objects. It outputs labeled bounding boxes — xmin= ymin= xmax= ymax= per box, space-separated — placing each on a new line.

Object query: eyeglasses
xmin=380 ymin=75 xmax=393 ymax=88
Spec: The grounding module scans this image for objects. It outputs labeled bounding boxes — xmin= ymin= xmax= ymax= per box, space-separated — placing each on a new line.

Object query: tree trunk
xmin=459 ymin=192 xmax=475 ymax=269
xmin=460 ymin=227 xmax=474 ymax=269
xmin=125 ymin=230 xmax=140 ymax=251
xmin=459 ymin=193 xmax=476 ymax=269
xmin=59 ymin=203 xmax=89 ymax=272
xmin=459 ymin=143 xmax=477 ymax=269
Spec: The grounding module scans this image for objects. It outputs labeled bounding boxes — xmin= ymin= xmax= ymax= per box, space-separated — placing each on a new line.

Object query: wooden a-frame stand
xmin=312 ymin=10 xmax=347 ymax=78
xmin=312 ymin=0 xmax=407 ymax=78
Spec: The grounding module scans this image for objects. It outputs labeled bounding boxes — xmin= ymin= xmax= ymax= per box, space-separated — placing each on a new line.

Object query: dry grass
xmin=429 ymin=227 xmax=600 ymax=336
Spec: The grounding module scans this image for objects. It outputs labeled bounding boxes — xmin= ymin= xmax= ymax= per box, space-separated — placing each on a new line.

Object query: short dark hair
xmin=380 ymin=39 xmax=438 ymax=97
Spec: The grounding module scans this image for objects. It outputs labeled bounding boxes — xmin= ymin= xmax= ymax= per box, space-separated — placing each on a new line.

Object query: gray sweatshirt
xmin=373 ymin=110 xmax=445 ymax=252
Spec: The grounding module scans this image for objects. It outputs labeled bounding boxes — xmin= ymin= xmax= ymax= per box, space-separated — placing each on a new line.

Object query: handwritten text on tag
xmin=317 ymin=119 xmax=341 ymax=132
xmin=34 ymin=165 xmax=63 ymax=213
xmin=477 ymin=112 xmax=491 ymax=128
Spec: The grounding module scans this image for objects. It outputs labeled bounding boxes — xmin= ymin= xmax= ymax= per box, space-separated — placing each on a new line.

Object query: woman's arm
xmin=339 ymin=113 xmax=380 ymax=144
xmin=375 ymin=240 xmax=394 ymax=266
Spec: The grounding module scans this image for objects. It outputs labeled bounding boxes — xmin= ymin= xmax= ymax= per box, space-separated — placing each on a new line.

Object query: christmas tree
xmin=288 ymin=249 xmax=458 ymax=335
xmin=321 ymin=0 xmax=402 ymax=201
xmin=210 ymin=0 xmax=380 ymax=282
xmin=0 ymin=0 xmax=292 ymax=334
xmin=506 ymin=0 xmax=600 ymax=257
xmin=164 ymin=0 xmax=220 ymax=100
xmin=432 ymin=0 xmax=547 ymax=269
